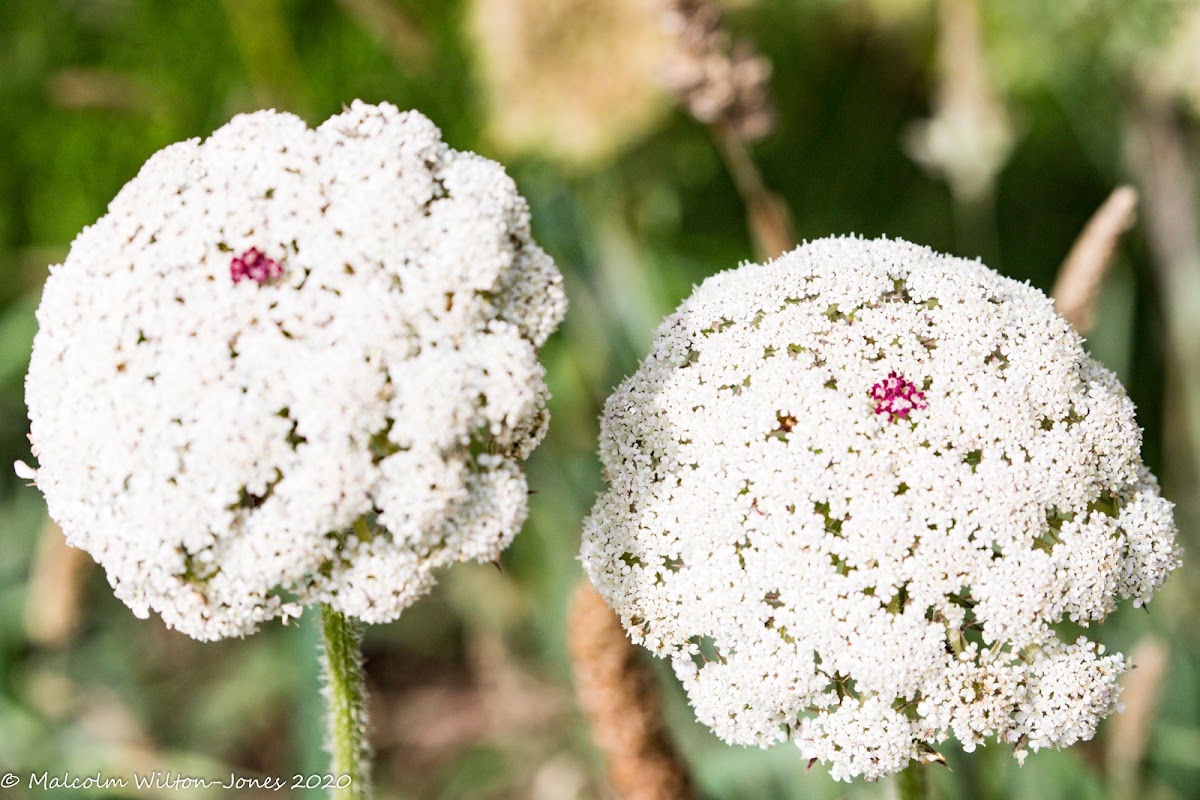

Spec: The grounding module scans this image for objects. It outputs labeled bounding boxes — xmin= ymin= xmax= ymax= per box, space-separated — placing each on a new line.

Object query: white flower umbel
xmin=23 ymin=101 xmax=566 ymax=642
xmin=582 ymin=236 xmax=1178 ymax=781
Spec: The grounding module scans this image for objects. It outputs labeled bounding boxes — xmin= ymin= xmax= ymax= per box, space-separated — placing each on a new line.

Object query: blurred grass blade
xmin=337 ymin=0 xmax=432 ymax=70
xmin=222 ymin=0 xmax=314 ymax=116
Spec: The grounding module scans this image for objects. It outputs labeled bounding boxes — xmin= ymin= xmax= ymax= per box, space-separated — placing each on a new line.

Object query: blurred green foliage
xmin=0 ymin=0 xmax=1197 ymax=798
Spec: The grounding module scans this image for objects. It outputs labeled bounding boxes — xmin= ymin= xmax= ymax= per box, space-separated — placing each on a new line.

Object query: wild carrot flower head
xmin=581 ymin=236 xmax=1178 ymax=780
xmin=21 ymin=102 xmax=566 ymax=641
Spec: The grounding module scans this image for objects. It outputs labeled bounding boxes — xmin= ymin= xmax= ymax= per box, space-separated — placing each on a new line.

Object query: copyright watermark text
xmin=1 ymin=771 xmax=353 ymax=792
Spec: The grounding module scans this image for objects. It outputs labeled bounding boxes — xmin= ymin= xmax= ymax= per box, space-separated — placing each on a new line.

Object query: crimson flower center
xmin=870 ymin=371 xmax=926 ymax=421
xmin=230 ymin=247 xmax=282 ymax=284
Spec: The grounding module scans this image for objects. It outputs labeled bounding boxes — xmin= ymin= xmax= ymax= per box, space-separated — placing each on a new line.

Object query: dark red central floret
xmin=230 ymin=248 xmax=282 ymax=284
xmin=870 ymin=371 xmax=926 ymax=421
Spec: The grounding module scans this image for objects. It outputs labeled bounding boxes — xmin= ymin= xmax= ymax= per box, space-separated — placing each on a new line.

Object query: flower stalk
xmin=320 ymin=604 xmax=371 ymax=800
xmin=660 ymin=0 xmax=794 ymax=260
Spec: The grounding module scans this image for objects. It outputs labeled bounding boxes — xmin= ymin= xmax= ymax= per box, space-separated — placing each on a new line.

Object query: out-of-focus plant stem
xmin=320 ymin=604 xmax=371 ymax=800
xmin=1125 ymin=96 xmax=1200 ymax=535
xmin=24 ymin=518 xmax=91 ymax=647
xmin=568 ymin=582 xmax=698 ymax=800
xmin=711 ymin=120 xmax=794 ymax=260
xmin=1107 ymin=636 xmax=1170 ymax=800
xmin=659 ymin=0 xmax=794 ymax=260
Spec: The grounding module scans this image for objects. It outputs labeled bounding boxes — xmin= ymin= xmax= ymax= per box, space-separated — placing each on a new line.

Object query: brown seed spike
xmin=568 ymin=582 xmax=699 ymax=800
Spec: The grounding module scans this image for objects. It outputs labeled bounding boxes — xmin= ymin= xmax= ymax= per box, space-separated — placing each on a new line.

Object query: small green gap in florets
xmin=1037 ymin=406 xmax=1085 ymax=432
xmin=884 ymin=582 xmax=910 ymax=615
xmin=829 ymin=672 xmax=860 ymax=702
xmin=309 ymin=511 xmax=388 ymax=586
xmin=369 ymin=419 xmax=402 ymax=463
xmin=814 ymin=501 xmax=846 ymax=537
xmin=179 ymin=546 xmax=219 ymax=585
xmin=719 ymin=375 xmax=752 ymax=395
xmin=265 ymin=584 xmax=299 ymax=605
xmin=467 ymin=420 xmax=502 ymax=466
xmin=1090 ymin=490 xmax=1121 ymax=518
xmin=829 ymin=553 xmax=854 ymax=575
xmin=883 ymin=277 xmax=913 ymax=303
xmin=734 ymin=537 xmax=750 ymax=568
xmin=941 ymin=591 xmax=984 ymax=654
xmin=619 ymin=552 xmax=643 ymax=568
xmin=1050 ymin=617 xmax=1092 ymax=643
xmin=687 ymin=634 xmax=726 ymax=669
xmin=1035 ymin=503 xmax=1084 ymax=553
xmin=767 ymin=411 xmax=797 ymax=442
xmin=700 ymin=318 xmax=736 ymax=336
xmin=229 ymin=468 xmax=283 ymax=511
xmin=893 ymin=693 xmax=924 ymax=721
xmin=276 ymin=407 xmax=307 ymax=450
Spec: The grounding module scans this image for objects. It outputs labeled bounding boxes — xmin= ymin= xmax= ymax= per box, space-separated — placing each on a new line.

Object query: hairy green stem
xmin=320 ymin=604 xmax=371 ymax=800
xmin=895 ymin=762 xmax=932 ymax=800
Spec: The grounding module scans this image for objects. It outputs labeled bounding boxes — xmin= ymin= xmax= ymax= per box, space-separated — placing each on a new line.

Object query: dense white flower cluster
xmin=22 ymin=102 xmax=566 ymax=641
xmin=582 ymin=236 xmax=1178 ymax=780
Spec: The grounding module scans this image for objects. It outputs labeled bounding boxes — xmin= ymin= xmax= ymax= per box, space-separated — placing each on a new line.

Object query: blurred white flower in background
xmin=1142 ymin=2 xmax=1200 ymax=117
xmin=582 ymin=236 xmax=1178 ymax=781
xmin=466 ymin=0 xmax=669 ymax=166
xmin=21 ymin=101 xmax=566 ymax=641
xmin=905 ymin=0 xmax=1015 ymax=207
